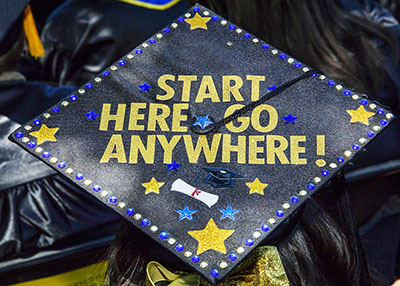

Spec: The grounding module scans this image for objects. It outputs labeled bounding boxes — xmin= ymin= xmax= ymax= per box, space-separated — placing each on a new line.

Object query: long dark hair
xmin=194 ymin=0 xmax=398 ymax=103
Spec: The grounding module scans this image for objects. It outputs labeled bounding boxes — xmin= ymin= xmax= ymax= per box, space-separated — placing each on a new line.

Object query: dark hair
xmin=194 ymin=0 xmax=398 ymax=101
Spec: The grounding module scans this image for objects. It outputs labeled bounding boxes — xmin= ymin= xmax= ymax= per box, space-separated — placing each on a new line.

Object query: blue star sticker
xmin=283 ymin=114 xmax=298 ymax=124
xmin=85 ymin=110 xmax=100 ymax=120
xmin=176 ymin=205 xmax=197 ymax=221
xmin=166 ymin=161 xmax=181 ymax=171
xmin=267 ymin=85 xmax=277 ymax=91
xmin=138 ymin=82 xmax=152 ymax=92
xmin=192 ymin=115 xmax=213 ymax=130
xmin=218 ymin=204 xmax=240 ymax=221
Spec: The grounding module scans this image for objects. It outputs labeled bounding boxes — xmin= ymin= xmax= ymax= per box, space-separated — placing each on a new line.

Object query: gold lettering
xmin=251 ymin=104 xmax=278 ymax=133
xmin=171 ymin=103 xmax=189 ymax=132
xmin=128 ymin=103 xmax=147 ymax=131
xmin=246 ymin=75 xmax=265 ymax=101
xmin=157 ymin=135 xmax=181 ymax=163
xmin=183 ymin=134 xmax=221 ymax=163
xmin=178 ymin=75 xmax=197 ymax=102
xmin=156 ymin=74 xmax=175 ymax=101
xmin=316 ymin=135 xmax=325 ymax=156
xmin=99 ymin=103 xmax=126 ymax=131
xmin=266 ymin=135 xmax=289 ymax=164
xmin=100 ymin=134 xmax=127 ymax=163
xmin=224 ymin=104 xmax=249 ymax=133
xmin=290 ymin=136 xmax=307 ymax=164
xmin=129 ymin=135 xmax=156 ymax=164
xmin=222 ymin=75 xmax=244 ymax=102
xmin=249 ymin=135 xmax=265 ymax=164
xmin=147 ymin=104 xmax=170 ymax=132
xmin=222 ymin=134 xmax=246 ymax=164
xmin=195 ymin=75 xmax=220 ymax=103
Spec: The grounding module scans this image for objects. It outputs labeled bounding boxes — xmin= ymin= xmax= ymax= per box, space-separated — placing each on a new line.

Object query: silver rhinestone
xmin=156 ymin=33 xmax=163 ymax=39
xmin=359 ymin=137 xmax=367 ymax=144
xmin=66 ymin=168 xmax=73 ymax=174
xmin=150 ymin=225 xmax=158 ymax=233
xmin=43 ymin=113 xmax=50 ymax=118
xmin=61 ymin=101 xmax=69 ymax=107
xmin=252 ymin=38 xmax=259 ymax=43
xmin=268 ymin=218 xmax=276 ymax=224
xmin=272 ymin=49 xmax=278 ymax=55
xmin=302 ymin=67 xmax=310 ymax=72
xmin=35 ymin=147 xmax=43 ymax=153
xmin=386 ymin=113 xmax=394 ymax=119
xmin=287 ymin=58 xmax=295 ymax=64
xmin=203 ymin=11 xmax=210 ymax=16
xmin=373 ymin=125 xmax=381 ymax=131
xmin=282 ymin=203 xmax=290 ymax=209
xmin=369 ymin=103 xmax=376 ymax=110
xmin=184 ymin=251 xmax=192 ymax=258
xmin=336 ymin=85 xmax=343 ymax=90
xmin=142 ymin=43 xmax=149 ymax=48
xmin=299 ymin=190 xmax=307 ymax=196
xmin=84 ymin=179 xmax=92 ymax=186
xmin=127 ymin=54 xmax=134 ymax=59
xmin=253 ymin=231 xmax=262 ymax=239
xmin=319 ymin=75 xmax=326 ymax=80
xmin=171 ymin=23 xmax=178 ymax=29
xmin=134 ymin=213 xmax=142 ymax=220
xmin=21 ymin=137 xmax=29 ymax=143
xmin=100 ymin=190 xmax=109 ymax=197
xmin=235 ymin=28 xmax=242 ymax=33
xmin=237 ymin=247 xmax=245 ymax=254
xmin=352 ymin=94 xmax=359 ymax=100
xmin=117 ymin=202 xmax=126 ymax=209
xmin=219 ymin=261 xmax=228 ymax=269
xmin=167 ymin=238 xmax=176 ymax=245
xmin=226 ymin=41 xmax=233 ymax=47
xmin=185 ymin=13 xmax=191 ymax=18
xmin=49 ymin=157 xmax=58 ymax=164
xmin=24 ymin=125 xmax=32 ymax=131
xmin=220 ymin=20 xmax=227 ymax=26
xmin=78 ymin=89 xmax=85 ymax=94
xmin=329 ymin=163 xmax=338 ymax=169
xmin=94 ymin=77 xmax=102 ymax=83
xmin=313 ymin=177 xmax=321 ymax=183
xmin=344 ymin=150 xmax=352 ymax=157
xmin=110 ymin=65 xmax=117 ymax=71
xmin=200 ymin=262 xmax=208 ymax=268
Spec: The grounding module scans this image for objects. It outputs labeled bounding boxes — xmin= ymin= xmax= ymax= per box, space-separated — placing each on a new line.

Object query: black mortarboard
xmin=9 ymin=4 xmax=395 ymax=283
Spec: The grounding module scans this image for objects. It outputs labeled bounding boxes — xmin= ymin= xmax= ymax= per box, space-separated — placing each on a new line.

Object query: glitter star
xmin=142 ymin=177 xmax=164 ymax=195
xmin=218 ymin=204 xmax=240 ymax=221
xmin=166 ymin=160 xmax=181 ymax=171
xmin=29 ymin=124 xmax=59 ymax=145
xmin=246 ymin=178 xmax=268 ymax=195
xmin=188 ymin=218 xmax=234 ymax=255
xmin=283 ymin=114 xmax=297 ymax=124
xmin=192 ymin=115 xmax=213 ymax=130
xmin=138 ymin=82 xmax=152 ymax=92
xmin=267 ymin=85 xmax=277 ymax=91
xmin=176 ymin=205 xmax=197 ymax=221
xmin=346 ymin=105 xmax=375 ymax=126
xmin=85 ymin=110 xmax=100 ymax=120
xmin=185 ymin=13 xmax=211 ymax=30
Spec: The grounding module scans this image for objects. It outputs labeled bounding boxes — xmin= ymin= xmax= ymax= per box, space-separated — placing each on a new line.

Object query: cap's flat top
xmin=10 ymin=4 xmax=394 ymax=283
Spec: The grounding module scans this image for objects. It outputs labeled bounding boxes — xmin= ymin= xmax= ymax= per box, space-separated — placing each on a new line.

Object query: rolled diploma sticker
xmin=171 ymin=179 xmax=219 ymax=208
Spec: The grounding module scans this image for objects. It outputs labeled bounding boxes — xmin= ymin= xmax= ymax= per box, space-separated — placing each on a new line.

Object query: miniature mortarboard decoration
xmin=9 ymin=4 xmax=395 ymax=283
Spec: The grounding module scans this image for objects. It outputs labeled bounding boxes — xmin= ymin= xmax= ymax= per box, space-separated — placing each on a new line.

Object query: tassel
xmin=22 ymin=4 xmax=45 ymax=58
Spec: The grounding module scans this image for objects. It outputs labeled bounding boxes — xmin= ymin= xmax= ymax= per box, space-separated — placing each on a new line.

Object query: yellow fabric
xmin=118 ymin=0 xmax=181 ymax=10
xmin=22 ymin=4 xmax=45 ymax=58
xmin=146 ymin=246 xmax=290 ymax=286
xmin=10 ymin=261 xmax=108 ymax=286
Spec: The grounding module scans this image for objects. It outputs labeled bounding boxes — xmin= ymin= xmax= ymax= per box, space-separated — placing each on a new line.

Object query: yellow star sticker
xmin=246 ymin=178 xmax=268 ymax=195
xmin=142 ymin=177 xmax=164 ymax=195
xmin=188 ymin=218 xmax=234 ymax=255
xmin=185 ymin=13 xmax=211 ymax=30
xmin=346 ymin=105 xmax=375 ymax=126
xmin=29 ymin=124 xmax=59 ymax=145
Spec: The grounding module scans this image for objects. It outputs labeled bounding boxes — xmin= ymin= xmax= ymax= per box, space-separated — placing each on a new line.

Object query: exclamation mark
xmin=315 ymin=135 xmax=326 ymax=167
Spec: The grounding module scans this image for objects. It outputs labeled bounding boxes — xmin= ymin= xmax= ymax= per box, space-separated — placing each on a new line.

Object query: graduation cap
xmin=9 ymin=4 xmax=395 ymax=284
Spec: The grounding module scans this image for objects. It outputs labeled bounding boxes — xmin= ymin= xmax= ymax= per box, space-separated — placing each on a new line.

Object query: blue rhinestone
xmin=307 ymin=183 xmax=315 ymax=190
xmin=380 ymin=119 xmax=388 ymax=125
xmin=160 ymin=232 xmax=168 ymax=240
xmin=109 ymin=196 xmax=118 ymax=203
xmin=102 ymin=71 xmax=110 ymax=77
xmin=149 ymin=38 xmax=156 ymax=44
xmin=192 ymin=256 xmax=200 ymax=263
xmin=245 ymin=239 xmax=254 ymax=246
xmin=136 ymin=49 xmax=143 ymax=54
xmin=276 ymin=210 xmax=284 ymax=217
xmin=229 ymin=253 xmax=238 ymax=261
xmin=210 ymin=269 xmax=219 ymax=278
xmin=193 ymin=7 xmax=200 ymax=12
xmin=178 ymin=17 xmax=185 ymax=22
xmin=367 ymin=131 xmax=375 ymax=137
xmin=360 ymin=99 xmax=368 ymax=105
xmin=75 ymin=173 xmax=84 ymax=180
xmin=211 ymin=16 xmax=218 ymax=21
xmin=93 ymin=185 xmax=101 ymax=192
xmin=244 ymin=33 xmax=251 ymax=39
xmin=42 ymin=151 xmax=50 ymax=158
xmin=126 ymin=208 xmax=134 ymax=215
xmin=344 ymin=90 xmax=351 ymax=96
xmin=294 ymin=63 xmax=302 ymax=68
xmin=33 ymin=119 xmax=41 ymax=125
xmin=328 ymin=80 xmax=335 ymax=86
xmin=141 ymin=219 xmax=150 ymax=226
xmin=352 ymin=144 xmax=360 ymax=151
xmin=52 ymin=107 xmax=60 ymax=113
xmin=164 ymin=28 xmax=171 ymax=33
xmin=57 ymin=162 xmax=66 ymax=169
xmin=15 ymin=132 xmax=23 ymax=138
xmin=377 ymin=109 xmax=385 ymax=115
xmin=261 ymin=224 xmax=270 ymax=232
xmin=262 ymin=44 xmax=269 ymax=49
xmin=337 ymin=157 xmax=345 ymax=163
xmin=280 ymin=54 xmax=287 ymax=59
xmin=290 ymin=196 xmax=299 ymax=203
xmin=27 ymin=142 xmax=36 ymax=148
xmin=119 ymin=60 xmax=126 ymax=66
xmin=86 ymin=83 xmax=93 ymax=89
xmin=321 ymin=170 xmax=329 ymax=176
xmin=70 ymin=95 xmax=77 ymax=101
xmin=312 ymin=73 xmax=318 ymax=77
xmin=176 ymin=244 xmax=184 ymax=252
xmin=229 ymin=24 xmax=235 ymax=30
